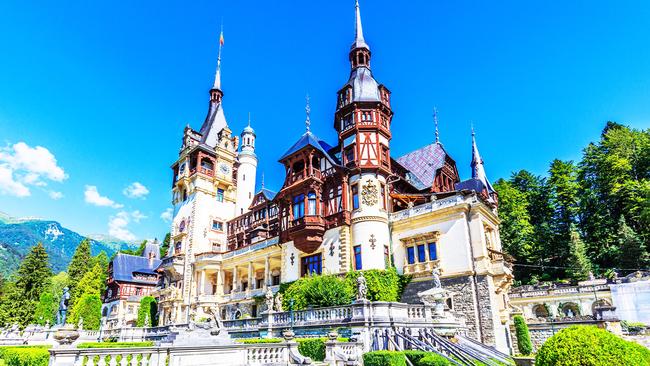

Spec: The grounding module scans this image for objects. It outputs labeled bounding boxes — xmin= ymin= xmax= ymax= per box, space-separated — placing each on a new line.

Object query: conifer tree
xmin=566 ymin=227 xmax=592 ymax=281
xmin=33 ymin=291 xmax=56 ymax=325
xmin=67 ymin=238 xmax=92 ymax=304
xmin=15 ymin=242 xmax=52 ymax=302
xmin=617 ymin=216 xmax=649 ymax=271
xmin=160 ymin=233 xmax=171 ymax=258
xmin=69 ymin=294 xmax=102 ymax=330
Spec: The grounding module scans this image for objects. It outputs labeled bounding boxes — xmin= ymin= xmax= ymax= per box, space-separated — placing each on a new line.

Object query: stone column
xmin=232 ymin=266 xmax=238 ymax=293
xmin=248 ymin=262 xmax=253 ymax=292
xmin=216 ymin=269 xmax=224 ymax=296
xmin=264 ymin=256 xmax=271 ymax=289
xmin=200 ymin=270 xmax=206 ymax=295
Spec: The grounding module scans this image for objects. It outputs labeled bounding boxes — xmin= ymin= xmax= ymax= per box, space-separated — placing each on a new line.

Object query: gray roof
xmin=351 ymin=0 xmax=369 ymax=50
xmin=142 ymin=240 xmax=160 ymax=261
xmin=279 ymin=131 xmax=339 ymax=165
xmin=111 ymin=253 xmax=161 ymax=285
xmin=259 ymin=188 xmax=277 ymax=201
xmin=345 ymin=67 xmax=381 ymax=102
xmin=199 ymin=101 xmax=227 ymax=148
xmin=396 ymin=143 xmax=451 ymax=190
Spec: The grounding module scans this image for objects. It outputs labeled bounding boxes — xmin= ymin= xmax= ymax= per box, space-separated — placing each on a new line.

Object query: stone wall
xmin=509 ymin=320 xmax=612 ymax=353
xmin=475 ymin=275 xmax=496 ymax=345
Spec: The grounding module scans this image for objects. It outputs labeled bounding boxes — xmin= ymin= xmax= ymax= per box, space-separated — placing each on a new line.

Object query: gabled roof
xmin=111 ymin=253 xmax=161 ymax=285
xmin=259 ymin=188 xmax=277 ymax=201
xmin=396 ymin=143 xmax=451 ymax=190
xmin=199 ymin=102 xmax=227 ymax=148
xmin=278 ymin=131 xmax=339 ymax=165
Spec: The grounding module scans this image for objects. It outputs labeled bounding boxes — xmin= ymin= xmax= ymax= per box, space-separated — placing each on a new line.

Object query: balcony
xmin=287 ymin=170 xmax=322 ymax=185
xmin=161 ymin=254 xmax=185 ymax=276
xmin=288 ymin=215 xmax=326 ymax=253
xmin=403 ymin=259 xmax=440 ymax=277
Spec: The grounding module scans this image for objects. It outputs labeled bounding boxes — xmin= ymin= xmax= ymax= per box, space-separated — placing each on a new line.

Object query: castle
xmin=154 ymin=1 xmax=514 ymax=352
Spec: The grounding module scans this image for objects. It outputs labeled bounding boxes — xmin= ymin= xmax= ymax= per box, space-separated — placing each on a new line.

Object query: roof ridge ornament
xmin=433 ymin=106 xmax=440 ymax=144
xmin=305 ymin=94 xmax=311 ymax=132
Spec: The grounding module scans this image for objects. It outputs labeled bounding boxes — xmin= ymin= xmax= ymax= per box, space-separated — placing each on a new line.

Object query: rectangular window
xmin=293 ymin=194 xmax=305 ymax=219
xmin=216 ymin=188 xmax=224 ymax=202
xmin=407 ymin=246 xmax=415 ymax=265
xmin=272 ymin=274 xmax=281 ymax=286
xmin=384 ymin=245 xmax=390 ymax=267
xmin=428 ymin=242 xmax=437 ymax=261
xmin=417 ymin=244 xmax=426 ymax=263
xmin=308 ymin=192 xmax=317 ymax=216
xmin=301 ymin=253 xmax=322 ymax=276
xmin=352 ymin=184 xmax=359 ymax=210
xmin=380 ymin=183 xmax=386 ymax=209
xmin=212 ymin=220 xmax=223 ymax=231
xmin=255 ymin=278 xmax=264 ymax=289
xmin=354 ymin=245 xmax=362 ymax=270
xmin=344 ymin=147 xmax=355 ymax=164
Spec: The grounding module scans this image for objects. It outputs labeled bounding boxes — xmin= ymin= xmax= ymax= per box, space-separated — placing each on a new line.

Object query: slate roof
xmin=259 ymin=188 xmax=277 ymax=201
xmin=344 ymin=67 xmax=381 ymax=102
xmin=455 ymin=178 xmax=488 ymax=194
xmin=279 ymin=131 xmax=339 ymax=165
xmin=199 ymin=101 xmax=227 ymax=148
xmin=396 ymin=143 xmax=450 ymax=190
xmin=111 ymin=253 xmax=161 ymax=285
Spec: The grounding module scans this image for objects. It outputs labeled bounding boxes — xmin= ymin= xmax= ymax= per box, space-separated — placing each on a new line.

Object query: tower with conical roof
xmin=470 ymin=128 xmax=497 ymax=204
xmin=236 ymin=113 xmax=258 ymax=215
xmin=334 ymin=0 xmax=393 ymax=271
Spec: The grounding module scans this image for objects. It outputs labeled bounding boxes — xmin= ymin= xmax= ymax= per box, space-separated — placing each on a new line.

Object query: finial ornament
xmin=261 ymin=172 xmax=265 ymax=189
xmin=248 ymin=112 xmax=251 ymax=127
xmin=433 ymin=107 xmax=440 ymax=144
xmin=213 ymin=23 xmax=224 ymax=90
xmin=305 ymin=94 xmax=311 ymax=132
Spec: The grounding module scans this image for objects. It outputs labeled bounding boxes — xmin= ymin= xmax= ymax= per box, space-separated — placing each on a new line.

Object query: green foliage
xmin=69 ymin=294 xmax=101 ymax=330
xmin=403 ymin=350 xmax=429 ymax=365
xmin=67 ymin=238 xmax=92 ymax=304
xmin=136 ymin=296 xmax=158 ymax=327
xmin=70 ymin=262 xmax=105 ymax=313
xmin=513 ymin=315 xmax=533 ymax=356
xmin=160 ymin=233 xmax=171 ymax=258
xmin=345 ymin=268 xmax=401 ymax=302
xmin=2 ymin=347 xmax=49 ymax=366
xmin=363 ymin=351 xmax=407 ymax=366
xmin=566 ymin=227 xmax=592 ymax=281
xmin=282 ymin=274 xmax=353 ymax=310
xmin=15 ymin=243 xmax=51 ymax=303
xmin=32 ymin=292 xmax=56 ymax=326
xmin=76 ymin=342 xmax=153 ymax=349
xmin=296 ymin=338 xmax=326 ymax=361
xmin=616 ymin=216 xmax=649 ymax=270
xmin=418 ymin=354 xmax=452 ymax=366
xmin=535 ymin=325 xmax=650 ymax=366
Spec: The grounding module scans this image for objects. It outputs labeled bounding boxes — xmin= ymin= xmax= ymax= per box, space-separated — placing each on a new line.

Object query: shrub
xmin=76 ymin=342 xmax=153 ymax=349
xmin=296 ymin=338 xmax=326 ymax=361
xmin=418 ymin=353 xmax=451 ymax=366
xmin=136 ymin=296 xmax=158 ymax=327
xmin=282 ymin=275 xmax=353 ymax=310
xmin=513 ymin=315 xmax=533 ymax=355
xmin=363 ymin=351 xmax=407 ymax=366
xmin=70 ymin=294 xmax=102 ymax=330
xmin=2 ymin=347 xmax=49 ymax=366
xmin=536 ymin=325 xmax=650 ymax=366
xmin=403 ymin=350 xmax=429 ymax=365
xmin=345 ymin=268 xmax=401 ymax=302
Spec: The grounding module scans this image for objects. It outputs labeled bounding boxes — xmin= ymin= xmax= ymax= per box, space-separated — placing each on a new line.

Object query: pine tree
xmin=70 ymin=262 xmax=105 ymax=309
xmin=15 ymin=242 xmax=52 ymax=302
xmin=69 ymin=294 xmax=102 ymax=330
xmin=548 ymin=160 xmax=580 ymax=277
xmin=33 ymin=291 xmax=56 ymax=325
xmin=160 ymin=233 xmax=171 ymax=258
xmin=617 ymin=216 xmax=649 ymax=272
xmin=67 ymin=238 xmax=92 ymax=304
xmin=566 ymin=227 xmax=592 ymax=281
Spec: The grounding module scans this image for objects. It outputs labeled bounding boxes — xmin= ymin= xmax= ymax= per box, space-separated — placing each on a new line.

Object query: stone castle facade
xmin=153 ymin=1 xmax=514 ymax=352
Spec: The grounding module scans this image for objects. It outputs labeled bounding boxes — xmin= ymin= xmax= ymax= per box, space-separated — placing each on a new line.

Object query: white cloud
xmin=0 ymin=165 xmax=30 ymax=197
xmin=160 ymin=208 xmax=173 ymax=223
xmin=131 ymin=210 xmax=147 ymax=223
xmin=123 ymin=182 xmax=149 ymax=199
xmin=84 ymin=185 xmax=123 ymax=208
xmin=49 ymin=191 xmax=63 ymax=200
xmin=108 ymin=211 xmax=136 ymax=242
xmin=0 ymin=142 xmax=67 ymax=197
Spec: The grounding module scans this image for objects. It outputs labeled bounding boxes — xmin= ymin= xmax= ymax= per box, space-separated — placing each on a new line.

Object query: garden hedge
xmin=2 ymin=347 xmax=49 ymax=366
xmin=363 ymin=351 xmax=407 ymax=366
xmin=296 ymin=338 xmax=326 ymax=361
xmin=536 ymin=325 xmax=650 ymax=366
xmin=281 ymin=275 xmax=353 ymax=310
xmin=345 ymin=268 xmax=402 ymax=302
xmin=76 ymin=342 xmax=153 ymax=349
xmin=418 ymin=354 xmax=452 ymax=366
xmin=136 ymin=296 xmax=158 ymax=327
xmin=513 ymin=315 xmax=533 ymax=355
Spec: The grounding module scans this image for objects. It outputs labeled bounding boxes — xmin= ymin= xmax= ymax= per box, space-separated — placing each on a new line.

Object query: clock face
xmin=219 ymin=164 xmax=230 ymax=174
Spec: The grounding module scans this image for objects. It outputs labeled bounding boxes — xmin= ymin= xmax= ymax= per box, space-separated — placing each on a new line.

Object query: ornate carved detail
xmin=290 ymin=253 xmax=295 ymax=266
xmin=369 ymin=234 xmax=377 ymax=250
xmin=361 ymin=181 xmax=378 ymax=206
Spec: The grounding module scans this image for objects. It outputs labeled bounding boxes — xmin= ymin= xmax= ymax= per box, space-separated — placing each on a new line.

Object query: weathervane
xmin=433 ymin=106 xmax=440 ymax=144
xmin=305 ymin=94 xmax=311 ymax=132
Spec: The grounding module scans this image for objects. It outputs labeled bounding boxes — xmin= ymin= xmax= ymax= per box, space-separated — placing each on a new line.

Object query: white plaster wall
xmin=390 ymin=213 xmax=474 ymax=276
xmin=283 ymin=241 xmax=300 ymax=282
xmin=191 ymin=190 xmax=235 ymax=253
xmin=235 ymin=153 xmax=257 ymax=215
xmin=322 ymin=227 xmax=342 ymax=274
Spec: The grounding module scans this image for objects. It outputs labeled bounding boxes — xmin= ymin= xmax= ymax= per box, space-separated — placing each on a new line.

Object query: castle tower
xmin=470 ymin=128 xmax=498 ymax=205
xmin=334 ymin=0 xmax=392 ymax=270
xmin=235 ymin=114 xmax=258 ymax=215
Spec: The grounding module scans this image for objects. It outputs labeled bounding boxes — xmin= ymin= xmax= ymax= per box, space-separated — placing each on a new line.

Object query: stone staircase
xmin=400 ymin=279 xmax=436 ymax=304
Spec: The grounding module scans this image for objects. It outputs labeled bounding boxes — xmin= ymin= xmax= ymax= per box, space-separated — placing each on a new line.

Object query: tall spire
xmin=213 ymin=24 xmax=224 ymax=91
xmin=305 ymin=94 xmax=311 ymax=132
xmin=248 ymin=112 xmax=251 ymax=127
xmin=351 ymin=0 xmax=369 ymax=50
xmin=471 ymin=127 xmax=495 ymax=193
xmin=433 ymin=107 xmax=440 ymax=144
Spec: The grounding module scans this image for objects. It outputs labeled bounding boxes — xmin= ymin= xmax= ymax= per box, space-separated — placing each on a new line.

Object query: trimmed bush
xmin=136 ymin=296 xmax=158 ymax=327
xmin=403 ymin=350 xmax=429 ymax=365
xmin=76 ymin=342 xmax=153 ymax=349
xmin=296 ymin=338 xmax=326 ymax=361
xmin=363 ymin=351 xmax=407 ymax=366
xmin=2 ymin=347 xmax=49 ymax=366
xmin=418 ymin=354 xmax=451 ymax=366
xmin=536 ymin=325 xmax=650 ymax=366
xmin=345 ymin=268 xmax=402 ymax=302
xmin=70 ymin=293 xmax=102 ymax=330
xmin=513 ymin=315 xmax=533 ymax=355
xmin=282 ymin=275 xmax=353 ymax=310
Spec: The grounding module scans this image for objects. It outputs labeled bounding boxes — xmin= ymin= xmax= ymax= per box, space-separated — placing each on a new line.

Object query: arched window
xmin=308 ymin=192 xmax=317 ymax=215
xmin=532 ymin=304 xmax=549 ymax=318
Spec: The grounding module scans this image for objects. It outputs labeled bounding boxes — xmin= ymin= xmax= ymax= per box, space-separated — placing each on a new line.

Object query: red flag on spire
xmin=219 ymin=32 xmax=224 ymax=46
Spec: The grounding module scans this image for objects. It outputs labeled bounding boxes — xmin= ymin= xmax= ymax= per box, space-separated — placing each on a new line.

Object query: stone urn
xmin=53 ymin=324 xmax=80 ymax=347
xmin=282 ymin=329 xmax=295 ymax=341
xmin=327 ymin=330 xmax=338 ymax=341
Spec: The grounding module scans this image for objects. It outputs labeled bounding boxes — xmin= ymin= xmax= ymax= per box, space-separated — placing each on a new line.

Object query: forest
xmin=495 ymin=122 xmax=649 ymax=285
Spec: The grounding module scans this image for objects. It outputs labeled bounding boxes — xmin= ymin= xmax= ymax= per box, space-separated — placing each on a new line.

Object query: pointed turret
xmin=471 ymin=128 xmax=495 ymax=193
xmin=349 ymin=0 xmax=371 ymax=69
xmin=199 ymin=27 xmax=228 ymax=148
xmin=351 ymin=0 xmax=369 ymax=51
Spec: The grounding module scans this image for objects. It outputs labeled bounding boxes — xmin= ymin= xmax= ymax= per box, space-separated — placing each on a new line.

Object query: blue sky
xmin=0 ymin=1 xmax=648 ymax=242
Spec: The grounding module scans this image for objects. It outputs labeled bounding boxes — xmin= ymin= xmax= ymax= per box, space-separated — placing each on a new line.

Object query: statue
xmin=57 ymin=287 xmax=70 ymax=325
xmin=356 ymin=273 xmax=368 ymax=302
xmin=45 ymin=320 xmax=50 ymax=329
xmin=265 ymin=288 xmax=274 ymax=312
xmin=588 ymin=271 xmax=595 ymax=281
xmin=432 ymin=268 xmax=442 ymax=289
xmin=77 ymin=317 xmax=83 ymax=330
xmin=274 ymin=293 xmax=284 ymax=312
xmin=206 ymin=305 xmax=223 ymax=331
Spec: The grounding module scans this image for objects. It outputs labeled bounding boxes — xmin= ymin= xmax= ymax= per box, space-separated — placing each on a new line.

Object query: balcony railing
xmin=403 ymin=259 xmax=440 ymax=276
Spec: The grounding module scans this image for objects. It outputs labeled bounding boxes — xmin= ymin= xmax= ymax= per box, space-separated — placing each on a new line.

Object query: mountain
xmin=0 ymin=212 xmax=136 ymax=277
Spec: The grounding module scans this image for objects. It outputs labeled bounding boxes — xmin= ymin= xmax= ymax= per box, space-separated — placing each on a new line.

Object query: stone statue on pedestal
xmin=57 ymin=287 xmax=70 ymax=325
xmin=432 ymin=268 xmax=442 ymax=289
xmin=265 ymin=288 xmax=275 ymax=313
xmin=356 ymin=273 xmax=368 ymax=302
xmin=274 ymin=293 xmax=284 ymax=312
